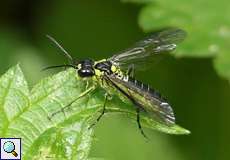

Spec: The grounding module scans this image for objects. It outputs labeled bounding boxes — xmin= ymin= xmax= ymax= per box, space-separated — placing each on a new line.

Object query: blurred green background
xmin=0 ymin=0 xmax=230 ymax=160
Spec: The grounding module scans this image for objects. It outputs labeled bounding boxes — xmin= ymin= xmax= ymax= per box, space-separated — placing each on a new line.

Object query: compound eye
xmin=78 ymin=69 xmax=95 ymax=77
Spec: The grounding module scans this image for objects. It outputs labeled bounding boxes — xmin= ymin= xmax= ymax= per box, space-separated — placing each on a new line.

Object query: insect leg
xmin=127 ymin=64 xmax=135 ymax=77
xmin=86 ymin=80 xmax=89 ymax=90
xmin=97 ymin=94 xmax=108 ymax=121
xmin=89 ymin=93 xmax=109 ymax=129
xmin=104 ymin=75 xmax=149 ymax=139
xmin=136 ymin=107 xmax=148 ymax=139
xmin=47 ymin=86 xmax=95 ymax=120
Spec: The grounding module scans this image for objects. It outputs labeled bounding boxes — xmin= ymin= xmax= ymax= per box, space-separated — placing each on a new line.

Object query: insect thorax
xmin=77 ymin=59 xmax=126 ymax=91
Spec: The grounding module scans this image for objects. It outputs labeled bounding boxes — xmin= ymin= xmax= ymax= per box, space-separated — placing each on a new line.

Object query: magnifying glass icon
xmin=3 ymin=141 xmax=18 ymax=157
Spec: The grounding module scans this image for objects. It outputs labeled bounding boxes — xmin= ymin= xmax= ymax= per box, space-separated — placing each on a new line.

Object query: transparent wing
xmin=108 ymin=28 xmax=186 ymax=69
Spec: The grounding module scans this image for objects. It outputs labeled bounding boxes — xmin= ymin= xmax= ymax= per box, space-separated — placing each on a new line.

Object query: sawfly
xmin=44 ymin=28 xmax=186 ymax=137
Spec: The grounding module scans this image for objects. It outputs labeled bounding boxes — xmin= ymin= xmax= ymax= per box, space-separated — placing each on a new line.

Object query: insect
xmin=44 ymin=28 xmax=186 ymax=138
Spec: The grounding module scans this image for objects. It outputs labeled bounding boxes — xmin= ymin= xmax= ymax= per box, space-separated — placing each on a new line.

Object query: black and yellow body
xmin=45 ymin=28 xmax=186 ymax=137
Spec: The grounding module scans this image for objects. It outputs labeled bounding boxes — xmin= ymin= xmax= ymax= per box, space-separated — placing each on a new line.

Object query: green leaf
xmin=137 ymin=0 xmax=230 ymax=58
xmin=0 ymin=64 xmax=29 ymax=136
xmin=1 ymin=65 xmax=96 ymax=159
xmin=0 ymin=65 xmax=189 ymax=159
xmin=213 ymin=50 xmax=230 ymax=80
xmin=25 ymin=118 xmax=94 ymax=160
xmin=123 ymin=0 xmax=230 ymax=84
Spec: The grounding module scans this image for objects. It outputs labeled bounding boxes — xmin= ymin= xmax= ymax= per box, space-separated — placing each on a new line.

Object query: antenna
xmin=46 ymin=35 xmax=73 ymax=63
xmin=41 ymin=64 xmax=77 ymax=71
